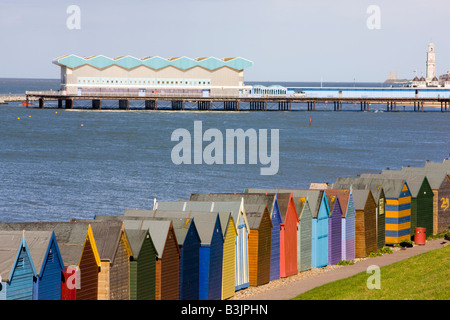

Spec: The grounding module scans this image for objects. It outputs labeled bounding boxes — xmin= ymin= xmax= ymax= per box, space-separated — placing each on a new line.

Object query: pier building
xmin=52 ymin=55 xmax=253 ymax=97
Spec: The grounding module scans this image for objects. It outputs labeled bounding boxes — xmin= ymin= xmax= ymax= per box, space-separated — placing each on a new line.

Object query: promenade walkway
xmin=240 ymin=238 xmax=448 ymax=300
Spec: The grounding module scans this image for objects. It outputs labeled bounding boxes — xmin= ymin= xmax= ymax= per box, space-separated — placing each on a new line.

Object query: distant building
xmin=426 ymin=42 xmax=436 ymax=82
xmin=411 ymin=76 xmax=427 ymax=88
xmin=53 ymin=55 xmax=253 ymax=96
xmin=410 ymin=42 xmax=445 ymax=88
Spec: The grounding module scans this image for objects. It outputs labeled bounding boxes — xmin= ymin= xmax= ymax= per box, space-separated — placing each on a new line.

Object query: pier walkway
xmin=20 ymin=91 xmax=450 ymax=112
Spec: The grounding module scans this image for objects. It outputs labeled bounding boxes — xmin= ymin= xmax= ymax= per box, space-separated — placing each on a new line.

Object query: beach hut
xmin=332 ymin=178 xmax=386 ymax=249
xmin=365 ymin=171 xmax=434 ymax=238
xmin=324 ymin=189 xmax=355 ymax=261
xmin=0 ymin=222 xmax=101 ymax=300
xmin=247 ymin=189 xmax=329 ymax=269
xmin=293 ymin=195 xmax=312 ymax=272
xmin=169 ymin=217 xmax=201 ymax=300
xmin=190 ymin=193 xmax=281 ymax=282
xmin=125 ymin=228 xmax=157 ymax=300
xmin=125 ymin=210 xmax=221 ymax=300
xmin=352 ymin=189 xmax=378 ymax=257
xmin=122 ymin=215 xmax=199 ymax=300
xmin=132 ymin=219 xmax=180 ymax=300
xmin=71 ymin=219 xmax=133 ymax=300
xmin=0 ymin=231 xmax=37 ymax=300
xmin=275 ymin=192 xmax=299 ymax=277
xmin=95 ymin=214 xmax=191 ymax=300
xmin=287 ymin=190 xmax=329 ymax=268
xmin=243 ymin=190 xmax=298 ymax=278
xmin=154 ymin=200 xmax=242 ymax=296
xmin=245 ymin=204 xmax=273 ymax=287
xmin=401 ymin=166 xmax=450 ymax=235
xmin=26 ymin=230 xmax=65 ymax=300
xmin=333 ymin=177 xmax=410 ymax=245
xmin=325 ymin=192 xmax=343 ymax=265
xmin=0 ymin=227 xmax=64 ymax=300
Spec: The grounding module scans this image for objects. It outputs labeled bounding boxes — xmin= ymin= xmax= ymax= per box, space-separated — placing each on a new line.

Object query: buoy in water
xmin=80 ymin=124 xmax=84 ymax=127
xmin=309 ymin=118 xmax=312 ymax=126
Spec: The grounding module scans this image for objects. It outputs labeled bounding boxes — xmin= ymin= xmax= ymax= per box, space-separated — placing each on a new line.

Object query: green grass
xmin=292 ymin=245 xmax=450 ymax=300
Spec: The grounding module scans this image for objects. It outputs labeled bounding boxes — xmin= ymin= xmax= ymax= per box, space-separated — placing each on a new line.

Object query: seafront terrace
xmin=19 ymin=90 xmax=450 ymax=112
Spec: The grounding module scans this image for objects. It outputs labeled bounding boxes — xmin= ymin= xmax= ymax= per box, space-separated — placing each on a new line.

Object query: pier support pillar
xmin=39 ymin=98 xmax=44 ymax=109
xmin=65 ymin=99 xmax=73 ymax=109
xmin=145 ymin=100 xmax=157 ymax=110
xmin=119 ymin=100 xmax=130 ymax=110
xmin=278 ymin=101 xmax=289 ymax=111
xmin=172 ymin=100 xmax=184 ymax=110
xmin=58 ymin=99 xmax=63 ymax=109
xmin=197 ymin=101 xmax=210 ymax=110
xmin=92 ymin=99 xmax=102 ymax=110
xmin=224 ymin=101 xmax=238 ymax=111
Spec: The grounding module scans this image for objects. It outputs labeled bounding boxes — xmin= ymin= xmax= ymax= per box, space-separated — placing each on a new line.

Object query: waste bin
xmin=414 ymin=227 xmax=426 ymax=245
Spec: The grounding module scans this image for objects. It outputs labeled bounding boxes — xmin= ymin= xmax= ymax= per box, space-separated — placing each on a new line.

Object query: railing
xmin=25 ymin=90 xmax=254 ymax=99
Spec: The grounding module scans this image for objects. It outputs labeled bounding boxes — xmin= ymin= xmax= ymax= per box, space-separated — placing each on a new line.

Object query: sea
xmin=0 ymin=78 xmax=449 ymax=222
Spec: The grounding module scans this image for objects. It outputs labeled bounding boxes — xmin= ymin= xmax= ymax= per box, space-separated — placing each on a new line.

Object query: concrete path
xmin=242 ymin=238 xmax=449 ymax=300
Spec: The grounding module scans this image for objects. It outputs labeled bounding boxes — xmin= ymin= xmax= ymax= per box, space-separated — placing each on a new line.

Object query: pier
xmin=23 ymin=91 xmax=450 ymax=112
xmin=0 ymin=94 xmax=28 ymax=105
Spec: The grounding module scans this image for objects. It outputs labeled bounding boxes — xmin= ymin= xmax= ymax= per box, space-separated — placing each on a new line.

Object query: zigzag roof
xmin=53 ymin=54 xmax=253 ymax=71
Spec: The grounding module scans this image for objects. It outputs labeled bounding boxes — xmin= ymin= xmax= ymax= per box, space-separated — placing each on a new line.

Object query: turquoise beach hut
xmin=0 ymin=231 xmax=37 ymax=300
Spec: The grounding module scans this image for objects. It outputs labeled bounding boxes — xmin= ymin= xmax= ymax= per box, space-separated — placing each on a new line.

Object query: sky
xmin=0 ymin=0 xmax=449 ymax=82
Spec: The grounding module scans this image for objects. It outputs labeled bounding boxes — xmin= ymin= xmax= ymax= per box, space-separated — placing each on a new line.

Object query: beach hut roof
xmin=352 ymin=189 xmax=372 ymax=210
xmin=22 ymin=230 xmax=62 ymax=275
xmin=400 ymin=167 xmax=450 ymax=189
xmin=424 ymin=159 xmax=450 ymax=169
xmin=0 ymin=231 xmax=35 ymax=281
xmin=124 ymin=228 xmax=151 ymax=259
xmin=189 ymin=193 xmax=276 ymax=214
xmin=245 ymin=204 xmax=271 ymax=229
xmin=333 ymin=177 xmax=405 ymax=199
xmin=125 ymin=209 xmax=220 ymax=246
xmin=0 ymin=222 xmax=96 ymax=266
xmin=129 ymin=219 xmax=173 ymax=258
xmin=324 ymin=189 xmax=350 ymax=217
xmin=86 ymin=220 xmax=127 ymax=263
xmin=96 ymin=215 xmax=171 ymax=258
xmin=154 ymin=200 xmax=241 ymax=233
xmin=371 ymin=171 xmax=431 ymax=196
xmin=287 ymin=190 xmax=324 ymax=218
xmin=245 ymin=188 xmax=324 ymax=218
xmin=274 ymin=192 xmax=292 ymax=222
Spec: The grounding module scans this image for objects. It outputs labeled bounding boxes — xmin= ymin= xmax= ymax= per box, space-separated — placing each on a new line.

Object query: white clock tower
xmin=426 ymin=42 xmax=436 ymax=82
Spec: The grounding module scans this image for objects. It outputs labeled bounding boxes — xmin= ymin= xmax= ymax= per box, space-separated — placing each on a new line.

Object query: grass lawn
xmin=292 ymin=244 xmax=450 ymax=300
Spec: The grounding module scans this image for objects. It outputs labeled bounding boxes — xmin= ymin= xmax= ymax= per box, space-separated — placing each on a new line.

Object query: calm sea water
xmin=0 ymin=79 xmax=449 ymax=222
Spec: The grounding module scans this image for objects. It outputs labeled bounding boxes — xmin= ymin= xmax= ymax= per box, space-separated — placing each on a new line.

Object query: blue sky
xmin=0 ymin=0 xmax=449 ymax=82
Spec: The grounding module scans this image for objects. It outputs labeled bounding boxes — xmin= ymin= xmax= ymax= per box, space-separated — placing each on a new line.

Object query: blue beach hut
xmin=190 ymin=193 xmax=281 ymax=282
xmin=0 ymin=231 xmax=37 ymax=300
xmin=27 ymin=231 xmax=65 ymax=300
xmin=154 ymin=199 xmax=250 ymax=292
